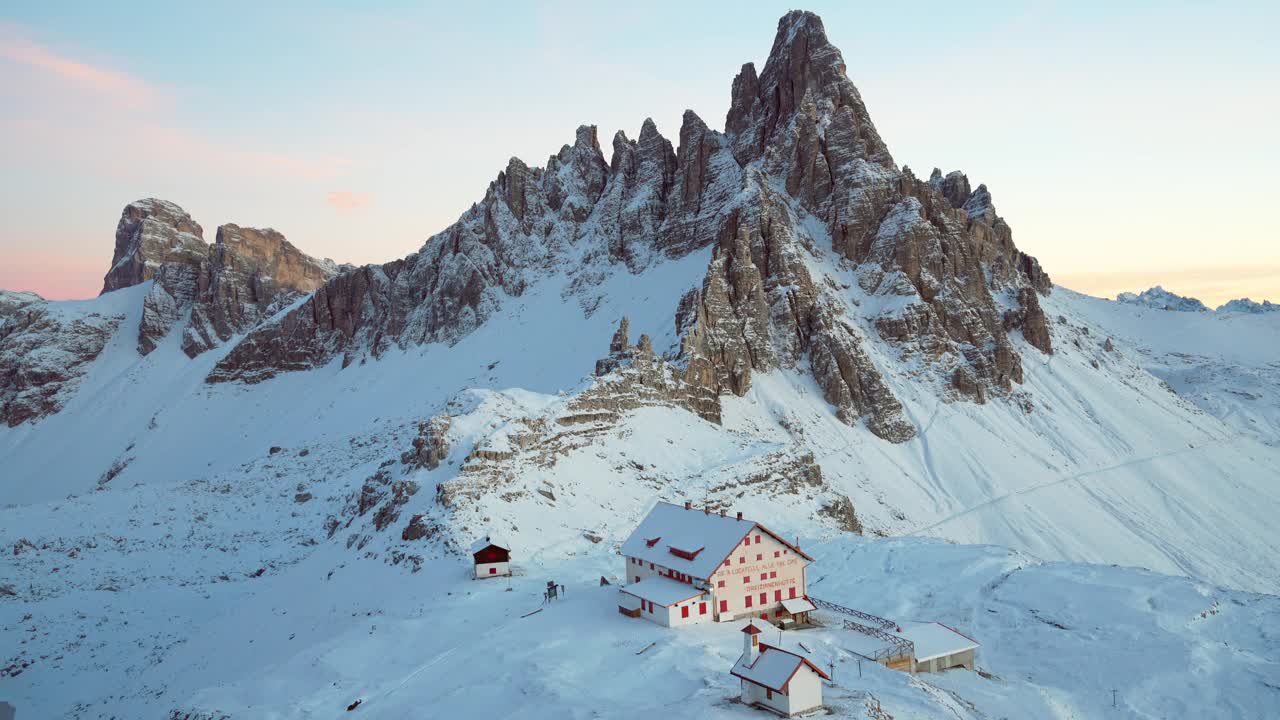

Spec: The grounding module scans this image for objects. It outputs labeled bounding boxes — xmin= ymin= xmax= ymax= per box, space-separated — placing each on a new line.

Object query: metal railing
xmin=809 ymin=597 xmax=897 ymax=630
xmin=810 ymin=597 xmax=914 ymax=664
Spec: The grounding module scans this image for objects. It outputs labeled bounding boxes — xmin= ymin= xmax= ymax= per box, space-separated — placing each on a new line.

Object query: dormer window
xmin=645 ymin=536 xmax=661 ymax=548
xmin=668 ymin=545 xmax=704 ymax=561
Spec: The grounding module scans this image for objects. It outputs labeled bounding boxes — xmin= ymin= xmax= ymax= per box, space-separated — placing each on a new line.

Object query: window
xmin=774 ymin=590 xmax=782 ymax=602
xmin=759 ymin=592 xmax=766 ymax=605
xmin=743 ymin=575 xmax=750 ymax=584
xmin=634 ymin=576 xmax=640 ymax=583
xmin=755 ymin=535 xmax=761 ymax=544
xmin=723 ymin=559 xmax=730 ymax=567
xmin=718 ymin=580 xmax=725 ymax=588
xmin=766 ymin=689 xmax=773 ymax=700
xmin=744 ymin=537 xmax=751 ymax=546
xmin=770 ymin=571 xmax=777 ymax=579
xmin=774 ymin=551 xmax=780 ymax=558
xmin=756 ymin=553 xmax=762 ymax=561
xmin=789 ymin=587 xmax=797 ymax=599
xmin=719 ymin=600 xmax=728 ymax=612
xmin=783 ymin=549 xmax=788 ymax=555
xmin=649 ymin=562 xmax=654 ymax=569
xmin=681 ymin=606 xmax=690 ymax=619
xmin=699 ymin=602 xmax=707 ymax=615
xmin=738 ymin=557 xmax=745 ymax=564
xmin=745 ymin=595 xmax=753 ymax=608
xmin=762 ymin=613 xmax=768 ymax=620
xmin=489 ymin=567 xmax=496 ymax=574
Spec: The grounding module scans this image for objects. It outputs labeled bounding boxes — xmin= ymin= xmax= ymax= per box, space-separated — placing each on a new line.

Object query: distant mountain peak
xmin=1216 ymin=297 xmax=1280 ymax=314
xmin=1116 ymin=286 xmax=1209 ymax=312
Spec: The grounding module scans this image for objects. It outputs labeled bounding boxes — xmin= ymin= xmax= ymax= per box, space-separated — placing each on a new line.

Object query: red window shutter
xmin=635 ymin=576 xmax=640 ymax=583
xmin=759 ymin=592 xmax=766 ymax=605
xmin=774 ymin=590 xmax=781 ymax=602
xmin=756 ymin=554 xmax=762 ymax=561
xmin=766 ymin=689 xmax=773 ymax=700
xmin=719 ymin=600 xmax=727 ymax=612
xmin=489 ymin=567 xmax=496 ymax=574
xmin=762 ymin=613 xmax=768 ymax=620
xmin=723 ymin=559 xmax=730 ymax=567
xmin=771 ymin=571 xmax=777 ymax=579
xmin=699 ymin=602 xmax=707 ymax=615
xmin=755 ymin=535 xmax=761 ymax=544
xmin=743 ymin=575 xmax=750 ymax=583
xmin=718 ymin=580 xmax=725 ymax=588
xmin=738 ymin=557 xmax=745 ymax=564
xmin=789 ymin=587 xmax=797 ymax=599
xmin=774 ymin=551 xmax=780 ymax=558
xmin=681 ymin=606 xmax=690 ymax=619
xmin=745 ymin=595 xmax=753 ymax=607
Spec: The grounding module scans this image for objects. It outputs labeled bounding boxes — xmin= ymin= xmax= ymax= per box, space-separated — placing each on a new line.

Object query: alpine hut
xmin=618 ymin=501 xmax=812 ymax=626
xmin=470 ymin=535 xmax=511 ymax=579
xmin=731 ymin=620 xmax=828 ymax=717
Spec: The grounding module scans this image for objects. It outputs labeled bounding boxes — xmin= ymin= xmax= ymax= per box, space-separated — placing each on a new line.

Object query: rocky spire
xmin=725 ymin=10 xmax=893 ymax=170
xmin=102 ymin=199 xmax=207 ymax=295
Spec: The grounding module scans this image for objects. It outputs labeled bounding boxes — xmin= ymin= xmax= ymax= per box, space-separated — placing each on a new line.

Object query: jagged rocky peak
xmin=1117 ymin=286 xmax=1209 ymax=313
xmin=95 ymin=198 xmax=340 ymax=356
xmin=726 ymin=10 xmax=892 ymax=170
xmin=206 ymin=9 xmax=1055 ymax=440
xmin=1218 ymin=297 xmax=1280 ymax=314
xmin=103 ymin=198 xmax=207 ymax=295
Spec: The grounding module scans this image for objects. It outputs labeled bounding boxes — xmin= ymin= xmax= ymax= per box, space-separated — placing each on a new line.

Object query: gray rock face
xmin=0 ymin=301 xmax=122 ymax=426
xmin=202 ymin=10 xmax=1052 ymax=441
xmin=101 ymin=200 xmax=339 ymax=356
xmin=102 ymin=199 xmax=207 ymax=295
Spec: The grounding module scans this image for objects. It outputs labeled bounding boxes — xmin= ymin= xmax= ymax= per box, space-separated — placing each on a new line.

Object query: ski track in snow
xmin=906 ymin=433 xmax=1241 ymax=539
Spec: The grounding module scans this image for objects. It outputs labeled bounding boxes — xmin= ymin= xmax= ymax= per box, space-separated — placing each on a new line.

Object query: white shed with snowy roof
xmin=618 ymin=501 xmax=813 ymax=626
xmin=470 ymin=535 xmax=511 ymax=579
xmin=731 ymin=621 xmax=827 ymax=717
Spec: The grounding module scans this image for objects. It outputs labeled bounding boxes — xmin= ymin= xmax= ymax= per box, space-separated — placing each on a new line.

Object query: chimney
xmin=736 ymin=511 xmax=743 ymax=521
xmin=684 ymin=500 xmax=692 ymax=510
xmin=741 ymin=622 xmax=761 ymax=663
xmin=719 ymin=509 xmax=726 ymax=517
xmin=795 ymin=537 xmax=800 ymax=549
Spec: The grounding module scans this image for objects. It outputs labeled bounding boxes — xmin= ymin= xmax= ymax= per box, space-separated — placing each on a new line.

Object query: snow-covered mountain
xmin=1115 ymin=285 xmax=1210 ymax=312
xmin=1218 ymin=297 xmax=1280 ymax=314
xmin=3 ymin=10 xmax=1279 ymax=719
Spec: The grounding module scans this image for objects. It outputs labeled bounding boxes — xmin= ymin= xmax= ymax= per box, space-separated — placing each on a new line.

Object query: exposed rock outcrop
xmin=101 ymin=200 xmax=339 ymax=355
xmin=400 ymin=414 xmax=452 ymax=471
xmin=0 ymin=302 xmax=122 ymax=426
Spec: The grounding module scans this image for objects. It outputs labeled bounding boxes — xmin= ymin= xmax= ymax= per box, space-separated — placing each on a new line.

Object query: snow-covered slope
xmin=1067 ymin=288 xmax=1280 ymax=447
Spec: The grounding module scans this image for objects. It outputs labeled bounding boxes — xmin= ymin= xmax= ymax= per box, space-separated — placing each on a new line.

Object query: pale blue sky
xmin=2 ymin=1 xmax=1277 ymax=304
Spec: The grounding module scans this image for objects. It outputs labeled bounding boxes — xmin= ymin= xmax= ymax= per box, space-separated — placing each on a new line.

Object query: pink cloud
xmin=326 ymin=191 xmax=371 ymax=213
xmin=0 ymin=22 xmax=161 ymax=110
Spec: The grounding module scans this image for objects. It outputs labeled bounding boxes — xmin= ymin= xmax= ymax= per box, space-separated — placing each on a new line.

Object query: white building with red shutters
xmin=731 ymin=620 xmax=828 ymax=717
xmin=617 ymin=501 xmax=813 ymax=626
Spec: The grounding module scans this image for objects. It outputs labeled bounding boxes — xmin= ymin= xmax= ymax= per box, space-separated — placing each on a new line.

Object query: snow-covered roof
xmin=470 ymin=535 xmax=510 ymax=554
xmin=781 ymin=597 xmax=816 ymax=614
xmin=619 ymin=576 xmax=707 ymax=607
xmin=620 ymin=502 xmax=811 ymax=579
xmin=899 ymin=621 xmax=979 ymax=662
xmin=731 ymin=645 xmax=829 ymax=693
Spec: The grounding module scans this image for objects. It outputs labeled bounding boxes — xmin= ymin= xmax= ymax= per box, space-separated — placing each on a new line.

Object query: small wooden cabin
xmin=470 ymin=535 xmax=511 ymax=579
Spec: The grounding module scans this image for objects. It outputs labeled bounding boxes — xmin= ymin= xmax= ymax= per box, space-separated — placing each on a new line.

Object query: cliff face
xmin=101 ymin=199 xmax=339 ymax=356
xmin=8 ymin=11 xmax=1053 ymax=440
xmin=202 ymin=11 xmax=1051 ymax=443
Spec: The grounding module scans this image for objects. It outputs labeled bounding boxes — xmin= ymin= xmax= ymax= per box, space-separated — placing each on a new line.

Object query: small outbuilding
xmin=779 ymin=597 xmax=817 ymax=626
xmin=731 ymin=620 xmax=828 ymax=717
xmin=899 ymin=621 xmax=979 ymax=673
xmin=470 ymin=535 xmax=511 ymax=579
